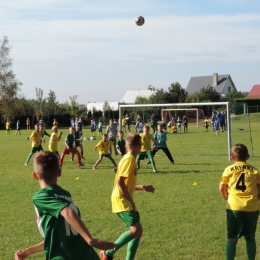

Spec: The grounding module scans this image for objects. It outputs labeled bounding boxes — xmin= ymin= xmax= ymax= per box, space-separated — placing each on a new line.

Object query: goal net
xmin=118 ymin=102 xmax=253 ymax=160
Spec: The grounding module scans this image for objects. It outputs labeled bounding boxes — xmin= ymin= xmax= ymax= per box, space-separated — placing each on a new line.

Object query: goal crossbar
xmin=118 ymin=102 xmax=231 ymax=160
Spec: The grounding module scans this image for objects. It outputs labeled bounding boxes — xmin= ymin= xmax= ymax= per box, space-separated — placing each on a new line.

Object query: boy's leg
xmin=226 ymin=240 xmax=237 ymax=260
xmin=246 ymin=239 xmax=256 ymax=260
xmin=108 ymin=156 xmax=117 ymax=167
xmin=162 ymin=147 xmax=174 ymax=163
xmin=126 ymin=238 xmax=140 ymax=260
xmin=25 ymin=152 xmax=34 ymax=165
xmin=59 ymin=154 xmax=65 ymax=167
xmin=93 ymin=156 xmax=102 ymax=169
xmin=76 ymin=151 xmax=83 ymax=165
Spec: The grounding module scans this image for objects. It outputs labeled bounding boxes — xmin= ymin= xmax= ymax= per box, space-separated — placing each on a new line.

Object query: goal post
xmin=118 ymin=102 xmax=232 ymax=160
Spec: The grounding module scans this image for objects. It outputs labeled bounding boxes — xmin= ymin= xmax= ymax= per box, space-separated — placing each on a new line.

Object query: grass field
xmin=1 ymin=114 xmax=260 ymax=260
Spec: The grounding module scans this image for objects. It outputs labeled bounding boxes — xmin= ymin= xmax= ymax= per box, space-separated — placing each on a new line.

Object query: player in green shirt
xmin=15 ymin=151 xmax=116 ymax=260
xmin=59 ymin=127 xmax=84 ymax=167
xmin=116 ymin=130 xmax=126 ymax=159
xmin=71 ymin=124 xmax=85 ymax=161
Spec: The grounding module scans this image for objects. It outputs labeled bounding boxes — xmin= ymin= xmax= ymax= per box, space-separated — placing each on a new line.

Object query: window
xmin=228 ymin=87 xmax=231 ymax=92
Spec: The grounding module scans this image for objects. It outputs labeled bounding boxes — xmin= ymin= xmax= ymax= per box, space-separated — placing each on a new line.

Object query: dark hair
xmin=231 ymin=144 xmax=249 ymax=161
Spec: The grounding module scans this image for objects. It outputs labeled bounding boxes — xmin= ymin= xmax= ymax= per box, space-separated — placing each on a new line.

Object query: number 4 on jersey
xmin=236 ymin=173 xmax=246 ymax=192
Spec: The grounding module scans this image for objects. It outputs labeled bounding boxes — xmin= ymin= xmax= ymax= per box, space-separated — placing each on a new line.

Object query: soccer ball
xmin=135 ymin=16 xmax=145 ymax=26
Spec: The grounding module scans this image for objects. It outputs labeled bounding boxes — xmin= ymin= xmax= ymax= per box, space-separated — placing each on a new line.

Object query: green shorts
xmin=100 ymin=153 xmax=111 ymax=158
xmin=117 ymin=210 xmax=140 ymax=227
xmin=31 ymin=145 xmax=43 ymax=153
xmin=226 ymin=209 xmax=259 ymax=240
xmin=136 ymin=151 xmax=153 ymax=160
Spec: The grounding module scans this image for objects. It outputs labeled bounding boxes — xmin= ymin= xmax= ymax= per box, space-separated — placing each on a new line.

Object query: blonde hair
xmin=126 ymin=132 xmax=141 ymax=148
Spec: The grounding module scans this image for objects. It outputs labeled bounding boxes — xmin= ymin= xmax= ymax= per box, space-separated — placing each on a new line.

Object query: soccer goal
xmin=119 ymin=102 xmax=232 ymax=160
xmin=161 ymin=108 xmax=205 ymax=127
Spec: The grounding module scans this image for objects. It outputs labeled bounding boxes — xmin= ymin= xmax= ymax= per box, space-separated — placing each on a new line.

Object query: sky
xmin=0 ymin=0 xmax=260 ymax=104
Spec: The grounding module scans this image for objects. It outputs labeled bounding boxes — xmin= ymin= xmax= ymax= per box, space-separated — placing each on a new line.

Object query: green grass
xmin=1 ymin=114 xmax=260 ymax=260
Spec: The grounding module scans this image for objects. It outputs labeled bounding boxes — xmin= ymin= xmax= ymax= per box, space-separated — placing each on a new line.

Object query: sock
xmin=151 ymin=161 xmax=156 ymax=170
xmin=105 ymin=231 xmax=134 ymax=257
xmin=81 ymin=151 xmax=83 ymax=157
xmin=72 ymin=154 xmax=74 ymax=160
xmin=126 ymin=238 xmax=140 ymax=260
xmin=77 ymin=155 xmax=81 ymax=164
xmin=246 ymin=239 xmax=256 ymax=260
xmin=26 ymin=154 xmax=33 ymax=164
xmin=226 ymin=241 xmax=236 ymax=260
xmin=137 ymin=161 xmax=140 ymax=169
xmin=59 ymin=157 xmax=64 ymax=167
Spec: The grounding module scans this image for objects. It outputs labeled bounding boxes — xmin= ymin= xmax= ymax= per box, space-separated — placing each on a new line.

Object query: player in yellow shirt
xmin=26 ymin=118 xmax=30 ymax=130
xmin=99 ymin=132 xmax=154 ymax=260
xmin=204 ymin=118 xmax=209 ymax=132
xmin=93 ymin=134 xmax=117 ymax=171
xmin=219 ymin=144 xmax=260 ymax=260
xmin=136 ymin=125 xmax=157 ymax=172
xmin=25 ymin=124 xmax=44 ymax=166
xmin=6 ymin=120 xmax=11 ymax=135
xmin=48 ymin=126 xmax=63 ymax=158
xmin=53 ymin=118 xmax=58 ymax=126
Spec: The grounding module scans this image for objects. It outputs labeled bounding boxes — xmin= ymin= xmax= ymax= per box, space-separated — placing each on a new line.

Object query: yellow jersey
xmin=140 ymin=133 xmax=155 ymax=152
xmin=53 ymin=120 xmax=58 ymax=126
xmin=26 ymin=119 xmax=30 ymax=125
xmin=6 ymin=122 xmax=10 ymax=130
xmin=30 ymin=130 xmax=42 ymax=147
xmin=96 ymin=140 xmax=114 ymax=155
xmin=111 ymin=152 xmax=137 ymax=213
xmin=220 ymin=161 xmax=260 ymax=211
xmin=49 ymin=132 xmax=59 ymax=152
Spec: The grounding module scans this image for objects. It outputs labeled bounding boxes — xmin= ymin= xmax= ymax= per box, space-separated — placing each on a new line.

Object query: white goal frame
xmin=161 ymin=108 xmax=200 ymax=127
xmin=118 ymin=102 xmax=231 ymax=160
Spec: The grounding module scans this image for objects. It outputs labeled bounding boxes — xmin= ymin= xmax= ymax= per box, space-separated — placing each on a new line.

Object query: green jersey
xmin=33 ymin=185 xmax=99 ymax=260
xmin=74 ymin=131 xmax=81 ymax=146
xmin=116 ymin=139 xmax=126 ymax=155
xmin=65 ymin=134 xmax=74 ymax=148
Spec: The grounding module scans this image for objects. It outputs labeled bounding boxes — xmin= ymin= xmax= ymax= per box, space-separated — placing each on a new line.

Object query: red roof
xmin=245 ymin=85 xmax=260 ymax=98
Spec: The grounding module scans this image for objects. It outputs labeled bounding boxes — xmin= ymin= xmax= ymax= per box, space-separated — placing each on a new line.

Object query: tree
xmin=186 ymin=85 xmax=222 ymax=103
xmin=167 ymin=82 xmax=188 ymax=103
xmin=222 ymin=89 xmax=244 ymax=102
xmin=0 ymin=36 xmax=22 ymax=118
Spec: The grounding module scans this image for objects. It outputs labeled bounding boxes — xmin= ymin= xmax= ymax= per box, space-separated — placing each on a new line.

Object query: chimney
xmin=213 ymin=73 xmax=218 ymax=87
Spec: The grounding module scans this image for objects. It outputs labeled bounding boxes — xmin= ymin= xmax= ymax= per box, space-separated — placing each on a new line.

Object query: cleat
xmin=92 ymin=167 xmax=96 ymax=170
xmin=146 ymin=161 xmax=151 ymax=164
xmin=24 ymin=163 xmax=28 ymax=166
xmin=99 ymin=250 xmax=114 ymax=260
xmin=153 ymin=169 xmax=157 ymax=173
xmin=78 ymin=163 xmax=84 ymax=166
xmin=112 ymin=166 xmax=118 ymax=173
xmin=71 ymin=159 xmax=74 ymax=161
xmin=81 ymin=156 xmax=86 ymax=160
xmin=171 ymin=161 xmax=175 ymax=164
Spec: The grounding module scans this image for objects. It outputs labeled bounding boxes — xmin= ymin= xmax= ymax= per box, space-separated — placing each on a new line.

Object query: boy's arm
xmin=135 ymin=184 xmax=155 ymax=193
xmin=219 ymin=184 xmax=228 ymax=200
xmin=15 ymin=241 xmax=44 ymax=260
xmin=257 ymin=184 xmax=260 ymax=200
xmin=60 ymin=207 xmax=116 ymax=250
xmin=117 ymin=176 xmax=136 ymax=210
xmin=58 ymin=132 xmax=63 ymax=141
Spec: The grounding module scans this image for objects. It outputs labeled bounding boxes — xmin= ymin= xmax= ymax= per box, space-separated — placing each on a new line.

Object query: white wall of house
xmin=221 ymin=78 xmax=236 ymax=95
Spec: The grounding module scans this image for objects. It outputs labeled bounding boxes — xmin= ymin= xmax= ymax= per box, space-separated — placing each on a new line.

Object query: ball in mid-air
xmin=135 ymin=16 xmax=145 ymax=26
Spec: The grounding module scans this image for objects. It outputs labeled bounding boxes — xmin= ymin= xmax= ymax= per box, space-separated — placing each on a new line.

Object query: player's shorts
xmin=62 ymin=147 xmax=78 ymax=155
xmin=226 ymin=209 xmax=259 ymax=240
xmin=100 ymin=153 xmax=111 ymax=158
xmin=137 ymin=151 xmax=153 ymax=160
xmin=98 ymin=128 xmax=102 ymax=132
xmin=117 ymin=210 xmax=140 ymax=227
xmin=75 ymin=143 xmax=82 ymax=147
xmin=31 ymin=145 xmax=43 ymax=153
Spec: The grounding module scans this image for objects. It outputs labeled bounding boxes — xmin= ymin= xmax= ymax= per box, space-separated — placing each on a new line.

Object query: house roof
xmin=245 ymin=85 xmax=260 ymax=98
xmin=121 ymin=90 xmax=156 ymax=104
xmin=186 ymin=74 xmax=231 ymax=95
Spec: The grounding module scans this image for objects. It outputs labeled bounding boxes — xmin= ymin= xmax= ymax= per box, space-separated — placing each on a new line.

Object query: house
xmin=186 ymin=73 xmax=237 ymax=96
xmin=121 ymin=89 xmax=156 ymax=104
xmin=86 ymin=102 xmax=119 ymax=112
xmin=245 ymin=85 xmax=260 ymax=98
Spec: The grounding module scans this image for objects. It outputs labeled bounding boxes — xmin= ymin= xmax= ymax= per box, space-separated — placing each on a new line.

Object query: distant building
xmin=86 ymin=102 xmax=119 ymax=112
xmin=121 ymin=89 xmax=156 ymax=104
xmin=245 ymin=85 xmax=260 ymax=98
xmin=186 ymin=73 xmax=237 ymax=96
